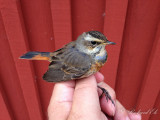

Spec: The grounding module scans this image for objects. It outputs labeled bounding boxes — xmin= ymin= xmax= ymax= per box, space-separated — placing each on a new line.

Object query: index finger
xmin=48 ymin=80 xmax=75 ymax=120
xmin=68 ymin=75 xmax=102 ymax=120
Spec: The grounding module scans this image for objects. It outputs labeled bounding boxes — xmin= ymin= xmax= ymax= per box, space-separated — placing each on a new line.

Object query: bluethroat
xmin=20 ymin=31 xmax=116 ymax=105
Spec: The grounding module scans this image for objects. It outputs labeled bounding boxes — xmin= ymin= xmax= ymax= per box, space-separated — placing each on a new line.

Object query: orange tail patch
xmin=20 ymin=52 xmax=50 ymax=60
xmin=31 ymin=55 xmax=49 ymax=60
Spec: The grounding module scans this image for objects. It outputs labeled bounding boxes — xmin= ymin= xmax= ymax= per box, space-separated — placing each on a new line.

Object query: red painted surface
xmin=0 ymin=0 xmax=160 ymax=120
xmin=115 ymin=0 xmax=160 ymax=112
xmin=102 ymin=0 xmax=128 ymax=88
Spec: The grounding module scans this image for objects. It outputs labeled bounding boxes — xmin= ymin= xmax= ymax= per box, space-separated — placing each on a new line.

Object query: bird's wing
xmin=43 ymin=46 xmax=92 ymax=82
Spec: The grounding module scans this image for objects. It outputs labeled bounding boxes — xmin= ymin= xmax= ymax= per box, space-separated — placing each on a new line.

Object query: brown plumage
xmin=43 ymin=41 xmax=93 ymax=82
xmin=20 ymin=31 xmax=116 ymax=106
xmin=20 ymin=31 xmax=116 ymax=82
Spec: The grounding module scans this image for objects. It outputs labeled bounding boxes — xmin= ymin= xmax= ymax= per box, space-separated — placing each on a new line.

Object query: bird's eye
xmin=91 ymin=41 xmax=97 ymax=45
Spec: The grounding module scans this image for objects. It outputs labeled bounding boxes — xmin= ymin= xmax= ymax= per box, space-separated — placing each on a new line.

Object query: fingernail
xmin=111 ymin=102 xmax=115 ymax=116
xmin=98 ymin=72 xmax=104 ymax=80
xmin=98 ymin=82 xmax=103 ymax=86
xmin=135 ymin=114 xmax=141 ymax=120
xmin=126 ymin=116 xmax=130 ymax=120
xmin=128 ymin=112 xmax=141 ymax=120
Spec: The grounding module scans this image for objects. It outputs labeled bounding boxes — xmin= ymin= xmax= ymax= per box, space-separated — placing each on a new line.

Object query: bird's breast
xmin=88 ymin=50 xmax=107 ymax=74
xmin=79 ymin=50 xmax=107 ymax=78
xmin=94 ymin=50 xmax=107 ymax=64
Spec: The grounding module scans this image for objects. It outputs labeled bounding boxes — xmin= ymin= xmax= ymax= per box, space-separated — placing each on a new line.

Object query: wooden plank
xmin=136 ymin=22 xmax=160 ymax=120
xmin=0 ymin=79 xmax=12 ymax=120
xmin=115 ymin=0 xmax=160 ymax=109
xmin=19 ymin=0 xmax=56 ymax=119
xmin=51 ymin=0 xmax=72 ymax=49
xmin=0 ymin=0 xmax=43 ymax=119
xmin=72 ymin=0 xmax=105 ymax=40
xmin=0 ymin=91 xmax=11 ymax=120
xmin=149 ymin=92 xmax=160 ymax=120
xmin=102 ymin=0 xmax=128 ymax=88
xmin=20 ymin=0 xmax=72 ymax=118
xmin=0 ymin=11 xmax=30 ymax=120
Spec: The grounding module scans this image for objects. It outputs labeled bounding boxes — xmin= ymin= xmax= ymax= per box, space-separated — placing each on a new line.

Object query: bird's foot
xmin=98 ymin=86 xmax=115 ymax=106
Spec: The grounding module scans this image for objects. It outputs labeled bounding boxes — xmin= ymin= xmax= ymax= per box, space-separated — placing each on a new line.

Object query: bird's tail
xmin=20 ymin=52 xmax=50 ymax=60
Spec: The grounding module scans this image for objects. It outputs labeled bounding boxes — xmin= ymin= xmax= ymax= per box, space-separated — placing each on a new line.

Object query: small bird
xmin=20 ymin=31 xmax=116 ymax=105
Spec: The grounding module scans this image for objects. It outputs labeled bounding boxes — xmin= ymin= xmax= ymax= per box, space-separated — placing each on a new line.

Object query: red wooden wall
xmin=0 ymin=0 xmax=160 ymax=120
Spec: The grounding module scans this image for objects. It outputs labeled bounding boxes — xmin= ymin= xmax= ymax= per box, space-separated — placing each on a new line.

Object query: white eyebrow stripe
xmin=84 ymin=34 xmax=104 ymax=42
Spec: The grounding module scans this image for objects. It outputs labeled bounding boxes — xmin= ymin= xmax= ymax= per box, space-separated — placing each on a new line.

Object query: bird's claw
xmin=98 ymin=86 xmax=115 ymax=106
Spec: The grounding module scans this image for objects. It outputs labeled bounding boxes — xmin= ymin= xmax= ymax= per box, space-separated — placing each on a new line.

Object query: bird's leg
xmin=98 ymin=86 xmax=115 ymax=106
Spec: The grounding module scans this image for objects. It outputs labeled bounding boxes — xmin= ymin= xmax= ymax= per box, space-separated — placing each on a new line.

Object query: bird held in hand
xmin=20 ymin=31 xmax=116 ymax=105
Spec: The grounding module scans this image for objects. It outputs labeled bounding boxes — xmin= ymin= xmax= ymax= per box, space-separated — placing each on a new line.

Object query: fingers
xmin=48 ymin=80 xmax=75 ymax=120
xmin=98 ymin=82 xmax=116 ymax=116
xmin=48 ymin=73 xmax=141 ymax=120
xmin=114 ymin=100 xmax=130 ymax=120
xmin=48 ymin=72 xmax=141 ymax=120
xmin=94 ymin=72 xmax=104 ymax=83
xmin=48 ymin=72 xmax=104 ymax=120
xmin=128 ymin=112 xmax=141 ymax=120
xmin=68 ymin=75 xmax=102 ymax=120
xmin=114 ymin=100 xmax=141 ymax=120
xmin=97 ymin=82 xmax=141 ymax=120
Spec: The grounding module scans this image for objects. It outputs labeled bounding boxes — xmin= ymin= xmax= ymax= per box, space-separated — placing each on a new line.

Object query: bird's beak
xmin=103 ymin=40 xmax=116 ymax=45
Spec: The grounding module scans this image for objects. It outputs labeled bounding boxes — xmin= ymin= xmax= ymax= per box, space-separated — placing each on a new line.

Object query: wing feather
xmin=43 ymin=44 xmax=92 ymax=82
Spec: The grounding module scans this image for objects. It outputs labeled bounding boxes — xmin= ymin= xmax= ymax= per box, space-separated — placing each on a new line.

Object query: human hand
xmin=48 ymin=72 xmax=141 ymax=120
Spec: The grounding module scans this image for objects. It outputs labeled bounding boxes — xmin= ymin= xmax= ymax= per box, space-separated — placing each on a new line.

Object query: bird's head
xmin=76 ymin=31 xmax=116 ymax=55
